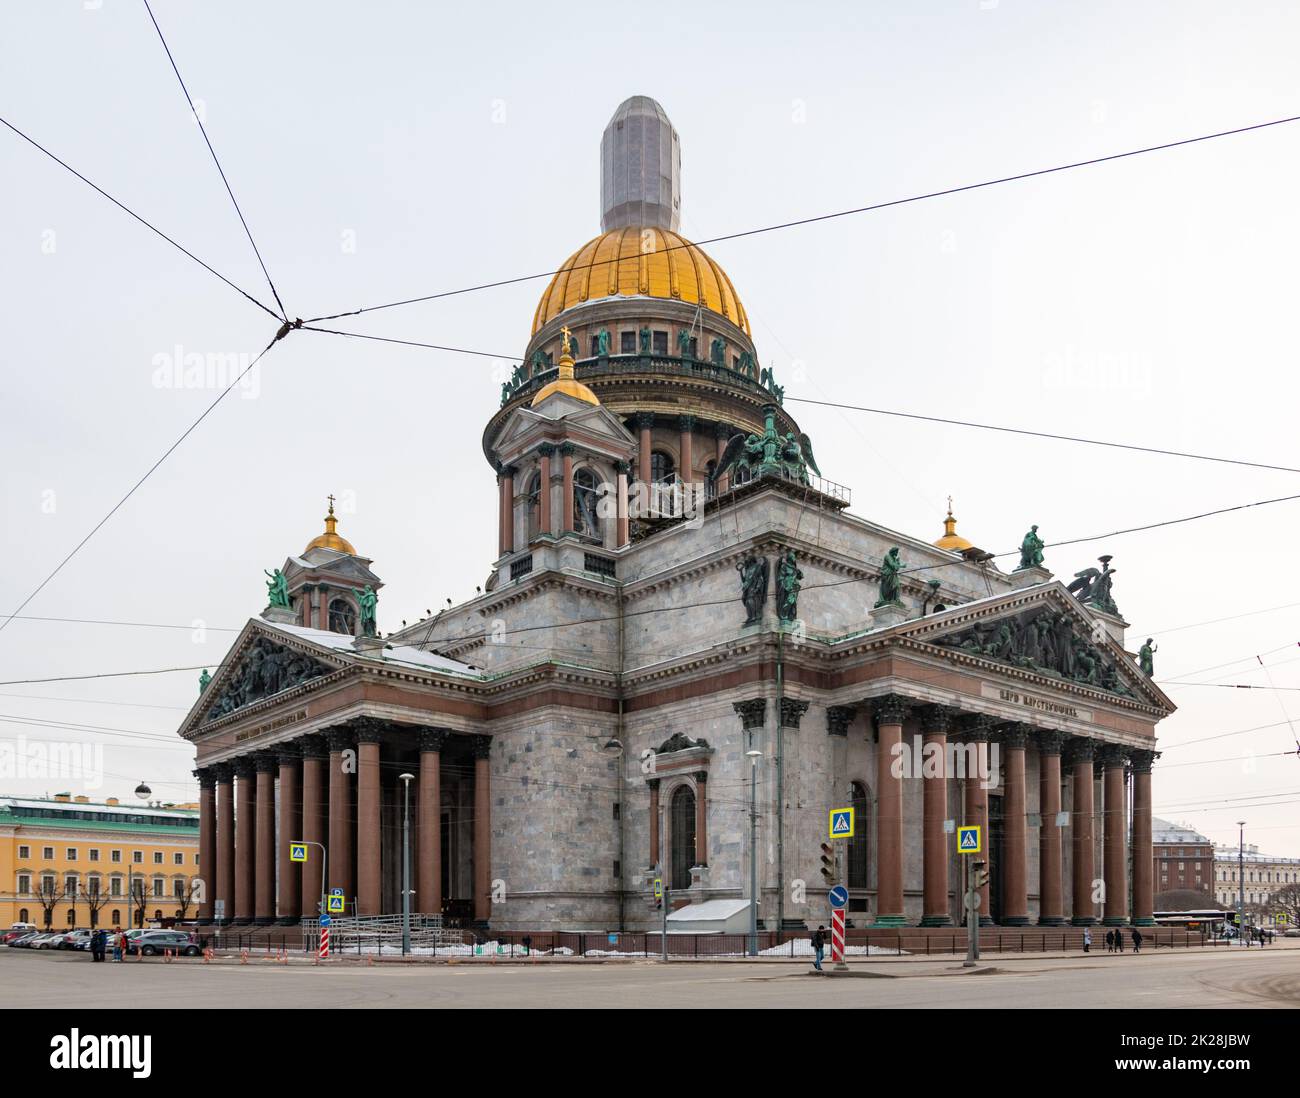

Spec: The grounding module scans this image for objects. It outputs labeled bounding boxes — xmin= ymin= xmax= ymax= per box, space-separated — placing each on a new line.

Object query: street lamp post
xmin=400 ymin=773 xmax=415 ymax=956
xmin=746 ymin=749 xmax=763 ymax=957
xmin=1238 ymin=820 xmax=1246 ymax=947
xmin=132 ymin=781 xmax=151 ymax=930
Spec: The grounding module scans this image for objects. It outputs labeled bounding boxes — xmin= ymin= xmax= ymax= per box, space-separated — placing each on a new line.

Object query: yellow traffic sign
xmin=326 ymin=894 xmax=345 ymax=914
xmin=829 ymin=807 xmax=855 ymax=839
xmin=957 ymin=825 xmax=981 ymax=854
xmin=289 ymin=843 xmax=307 ymax=862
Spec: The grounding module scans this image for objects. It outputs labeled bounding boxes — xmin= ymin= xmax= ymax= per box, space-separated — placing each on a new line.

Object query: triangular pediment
xmin=181 ymin=620 xmax=349 ymax=736
xmin=897 ymin=583 xmax=1172 ymax=712
xmin=494 ymin=402 xmax=635 ymax=461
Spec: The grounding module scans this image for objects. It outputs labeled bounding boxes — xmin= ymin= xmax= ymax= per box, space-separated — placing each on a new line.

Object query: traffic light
xmin=819 ymin=843 xmax=836 ymax=885
xmin=973 ymin=861 xmax=990 ymax=889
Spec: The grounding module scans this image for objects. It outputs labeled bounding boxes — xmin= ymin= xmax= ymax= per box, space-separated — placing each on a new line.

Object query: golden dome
xmin=304 ymin=497 xmax=357 ymax=555
xmin=531 ymin=227 xmax=750 ymax=336
xmin=532 ymin=333 xmax=599 ymax=407
xmin=933 ymin=501 xmax=973 ymax=552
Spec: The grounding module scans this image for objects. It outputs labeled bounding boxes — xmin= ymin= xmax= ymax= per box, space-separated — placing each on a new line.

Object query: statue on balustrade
xmin=737 ymin=554 xmax=770 ymax=626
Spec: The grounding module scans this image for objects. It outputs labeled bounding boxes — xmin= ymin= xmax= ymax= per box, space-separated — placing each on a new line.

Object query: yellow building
xmin=0 ymin=793 xmax=200 ymax=930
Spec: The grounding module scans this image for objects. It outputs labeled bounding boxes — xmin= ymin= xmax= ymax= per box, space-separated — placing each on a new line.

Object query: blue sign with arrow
xmin=828 ymin=885 xmax=849 ymax=909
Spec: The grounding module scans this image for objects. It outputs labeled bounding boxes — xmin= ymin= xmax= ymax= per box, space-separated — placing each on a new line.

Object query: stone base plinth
xmin=1010 ymin=565 xmax=1052 ymax=590
xmin=869 ymin=603 xmax=908 ymax=629
xmin=261 ymin=605 xmax=296 ymax=624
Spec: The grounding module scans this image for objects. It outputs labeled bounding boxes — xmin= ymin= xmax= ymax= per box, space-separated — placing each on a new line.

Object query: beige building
xmin=1214 ymin=844 xmax=1300 ymax=924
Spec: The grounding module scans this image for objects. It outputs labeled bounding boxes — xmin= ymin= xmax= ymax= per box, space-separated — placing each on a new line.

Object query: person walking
xmin=811 ymin=925 xmax=826 ymax=972
xmin=1116 ymin=929 xmax=1125 ymax=953
xmin=1082 ymin=928 xmax=1092 ymax=953
xmin=1131 ymin=928 xmax=1142 ymax=953
xmin=112 ymin=927 xmax=125 ymax=962
xmin=1104 ymin=929 xmax=1114 ymax=953
xmin=90 ymin=927 xmax=105 ymax=962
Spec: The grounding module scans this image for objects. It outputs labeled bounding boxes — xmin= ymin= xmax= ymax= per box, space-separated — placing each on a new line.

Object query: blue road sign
xmin=828 ymin=885 xmax=849 ymax=909
xmin=330 ymin=887 xmax=344 ymax=896
xmin=319 ymin=914 xmax=331 ymax=927
xmin=957 ymin=825 xmax=982 ymax=854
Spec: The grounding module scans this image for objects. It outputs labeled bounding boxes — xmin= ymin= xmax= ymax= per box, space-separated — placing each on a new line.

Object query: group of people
xmin=1081 ymin=927 xmax=1143 ymax=953
xmin=87 ymin=927 xmax=131 ymax=962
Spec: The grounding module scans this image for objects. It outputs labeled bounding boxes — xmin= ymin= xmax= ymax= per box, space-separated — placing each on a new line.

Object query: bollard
xmin=203 ymin=948 xmax=213 ymax=964
xmin=164 ymin=948 xmax=174 ymax=964
xmin=240 ymin=949 xmax=249 ymax=965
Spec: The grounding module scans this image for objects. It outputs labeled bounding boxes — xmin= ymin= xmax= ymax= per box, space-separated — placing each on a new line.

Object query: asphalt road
xmin=6 ymin=944 xmax=1300 ymax=1008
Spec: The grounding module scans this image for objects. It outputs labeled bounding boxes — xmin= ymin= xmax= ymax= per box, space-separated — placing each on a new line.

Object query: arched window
xmin=526 ymin=471 xmax=542 ymax=541
xmin=650 ymin=451 xmax=675 ymax=484
xmin=847 ymin=782 xmax=870 ymax=890
xmin=704 ymin=460 xmax=717 ymax=500
xmin=670 ymin=785 xmax=697 ymax=891
xmin=18 ymin=908 xmax=28 ymax=924
xmin=153 ymin=910 xmax=163 ymax=922
xmin=574 ymin=467 xmax=601 ymax=537
xmin=328 ymin=598 xmax=356 ymax=635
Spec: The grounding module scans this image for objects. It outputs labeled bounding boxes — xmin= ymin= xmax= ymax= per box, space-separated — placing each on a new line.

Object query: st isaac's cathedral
xmin=179 ymin=97 xmax=1171 ymax=934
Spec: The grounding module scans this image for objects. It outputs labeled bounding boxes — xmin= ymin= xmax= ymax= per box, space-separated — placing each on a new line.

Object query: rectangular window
xmin=652 ymin=330 xmax=668 ymax=356
xmin=152 ymin=880 xmax=164 ymax=898
xmin=111 ymin=850 xmax=121 ymax=863
xmin=174 ymin=852 xmax=184 ymax=866
xmin=133 ymin=851 xmax=143 ymax=864
xmin=18 ymin=845 xmax=29 ymax=859
xmin=89 ymin=849 xmax=100 ymax=862
xmin=43 ymin=847 xmax=54 ymax=860
xmin=153 ymin=851 xmax=163 ymax=865
xmin=590 ymin=335 xmax=601 ymax=358
xmin=111 ymin=878 xmax=122 ymax=897
xmin=620 ymin=331 xmax=637 ymax=354
xmin=17 ymin=874 xmax=30 ymax=895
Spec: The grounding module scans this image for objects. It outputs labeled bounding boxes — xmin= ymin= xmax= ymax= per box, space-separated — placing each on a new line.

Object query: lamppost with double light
xmin=399 ymin=772 xmax=415 ymax=955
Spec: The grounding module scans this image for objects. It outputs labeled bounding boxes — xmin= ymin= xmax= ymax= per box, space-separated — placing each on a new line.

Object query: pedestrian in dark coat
xmin=91 ymin=928 xmax=106 ymax=961
xmin=1105 ymin=929 xmax=1115 ymax=953
xmin=1131 ymin=928 xmax=1142 ymax=953
xmin=811 ymin=926 xmax=826 ymax=972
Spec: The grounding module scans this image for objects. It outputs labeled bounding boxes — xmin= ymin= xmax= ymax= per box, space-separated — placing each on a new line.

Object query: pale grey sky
xmin=2 ymin=0 xmax=1299 ymax=855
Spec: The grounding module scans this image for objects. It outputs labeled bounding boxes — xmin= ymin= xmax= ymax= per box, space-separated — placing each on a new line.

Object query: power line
xmin=0 ymin=614 xmax=240 ymax=633
xmin=1157 ymin=718 xmax=1295 ymax=750
xmin=0 ymin=335 xmax=281 ymax=638
xmin=303 ymin=325 xmax=517 ymax=361
xmin=304 ymin=112 xmax=1300 ymax=324
xmin=141 ymin=0 xmax=287 ymax=320
xmin=0 ymin=114 xmax=280 ymax=322
xmin=787 ymin=397 xmax=1300 ymax=477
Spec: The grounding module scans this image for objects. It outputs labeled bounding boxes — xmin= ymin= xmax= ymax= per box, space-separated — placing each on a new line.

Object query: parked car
xmin=126 ymin=930 xmax=200 ymax=957
xmin=8 ymin=931 xmax=44 ymax=948
xmin=30 ymin=932 xmax=66 ymax=950
xmin=2 ymin=929 xmax=35 ymax=945
xmin=7 ymin=922 xmax=36 ymax=935
xmin=1284 ymin=927 xmax=1300 ymax=937
xmin=61 ymin=929 xmax=95 ymax=951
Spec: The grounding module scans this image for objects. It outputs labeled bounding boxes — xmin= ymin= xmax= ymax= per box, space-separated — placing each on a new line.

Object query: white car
xmin=31 ymin=932 xmax=66 ymax=950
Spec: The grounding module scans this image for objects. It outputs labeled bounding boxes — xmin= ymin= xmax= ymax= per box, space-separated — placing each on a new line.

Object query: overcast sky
xmin=2 ymin=0 xmax=1298 ymax=856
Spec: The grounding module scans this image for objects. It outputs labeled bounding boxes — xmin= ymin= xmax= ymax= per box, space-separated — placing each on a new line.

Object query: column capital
xmin=297 ymin=733 xmax=328 ymax=760
xmin=210 ymin=762 xmax=233 ymax=783
xmin=275 ymin=743 xmax=301 ymax=767
xmin=646 ymin=777 xmax=661 ymax=791
xmin=418 ymin=727 xmax=452 ymax=753
xmin=253 ymin=751 xmax=278 ymax=774
xmin=1129 ymin=748 xmax=1157 ymax=773
xmin=350 ymin=717 xmax=386 ymax=744
xmin=733 ymin=698 xmax=766 ymax=731
xmin=537 ymin=441 xmax=556 ymax=458
xmin=779 ymin=698 xmax=809 ymax=729
xmin=232 ymin=756 xmax=257 ymax=778
xmin=615 ymin=459 xmax=631 ymax=476
xmin=325 ymin=727 xmax=354 ymax=754
xmin=1037 ymin=729 xmax=1069 ymax=756
xmin=1065 ymin=736 xmax=1097 ymax=766
xmin=872 ymin=693 xmax=912 ymax=725
xmin=634 ymin=411 xmax=655 ymax=429
xmin=498 ymin=463 xmax=517 ymax=479
xmin=958 ymin=713 xmax=996 ymax=741
xmin=194 ymin=767 xmax=217 ymax=790
xmin=1098 ymin=742 xmax=1130 ymax=769
xmin=826 ymin=705 xmax=854 ymax=737
xmin=471 ymin=734 xmax=493 ymax=760
xmin=995 ymin=722 xmax=1033 ymax=750
xmin=694 ymin=770 xmax=708 ymax=785
xmin=558 ymin=441 xmax=576 ymax=457
xmin=678 ymin=414 xmax=697 ymax=431
xmin=918 ymin=703 xmax=959 ymax=736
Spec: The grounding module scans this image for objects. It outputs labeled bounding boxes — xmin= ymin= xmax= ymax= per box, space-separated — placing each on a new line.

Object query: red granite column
xmin=327 ymin=729 xmax=354 ymax=902
xmin=1037 ymin=731 xmax=1068 ymax=925
xmin=196 ymin=768 xmax=216 ymax=923
xmin=254 ymin=753 xmax=276 ymax=925
xmin=214 ymin=764 xmax=234 ymax=924
xmin=999 ymin=724 xmax=1030 ymax=926
xmin=636 ymin=412 xmax=653 ymax=488
xmin=418 ymin=728 xmax=448 ymax=916
xmin=873 ymin=695 xmax=910 ymax=926
xmin=919 ymin=706 xmax=954 ymax=926
xmin=299 ymin=736 xmax=327 ymax=919
xmin=473 ymin=736 xmax=493 ymax=924
xmin=276 ymin=745 xmax=301 ymax=923
xmin=961 ymin=717 xmax=994 ymax=925
xmin=1131 ymin=749 xmax=1156 ymax=926
xmin=648 ymin=779 xmax=661 ymax=868
xmin=560 ymin=443 xmax=575 ymax=532
xmin=615 ymin=461 xmax=630 ymax=547
xmin=1069 ymin=738 xmax=1098 ymax=925
xmin=538 ymin=444 xmax=553 ymax=536
xmin=355 ymin=720 xmax=384 ymax=916
xmin=233 ymin=758 xmax=255 ymax=924
xmin=1101 ymin=744 xmax=1129 ymax=926
xmin=694 ymin=771 xmax=708 ymax=866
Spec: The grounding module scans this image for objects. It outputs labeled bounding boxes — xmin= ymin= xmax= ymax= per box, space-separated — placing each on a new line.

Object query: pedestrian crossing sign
xmin=326 ymin=894 xmax=345 ymax=914
xmin=289 ymin=843 xmax=307 ymax=862
xmin=957 ymin=825 xmax=981 ymax=854
xmin=829 ymin=807 xmax=855 ymax=839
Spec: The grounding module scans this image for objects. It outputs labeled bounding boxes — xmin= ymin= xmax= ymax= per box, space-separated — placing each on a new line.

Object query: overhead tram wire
xmin=302 ymin=325 xmax=518 ymax=361
xmin=304 ymin=112 xmax=1300 ymax=324
xmin=0 ymin=114 xmax=280 ymax=323
xmin=0 ymin=329 xmax=277 ymax=641
xmin=141 ymin=0 xmax=288 ymax=321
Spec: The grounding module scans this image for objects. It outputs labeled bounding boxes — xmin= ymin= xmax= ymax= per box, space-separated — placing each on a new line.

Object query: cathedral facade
xmin=179 ymin=97 xmax=1171 ymax=933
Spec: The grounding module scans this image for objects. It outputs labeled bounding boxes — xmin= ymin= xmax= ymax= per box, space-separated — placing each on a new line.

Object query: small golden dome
xmin=532 ymin=329 xmax=599 ymax=407
xmin=531 ymin=227 xmax=750 ymax=336
xmin=305 ymin=496 xmax=357 ymax=555
xmin=933 ymin=500 xmax=973 ymax=552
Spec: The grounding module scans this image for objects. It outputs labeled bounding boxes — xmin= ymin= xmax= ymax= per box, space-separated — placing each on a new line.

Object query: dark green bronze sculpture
xmin=737 ymin=554 xmax=769 ymax=626
xmin=639 ymin=327 xmax=651 ymax=354
xmin=1017 ymin=525 xmax=1045 ymax=571
xmin=198 ymin=668 xmax=211 ymax=693
xmin=677 ymin=328 xmax=693 ymax=358
xmin=737 ymin=350 xmax=756 ymax=378
xmin=358 ymin=585 xmax=378 ymax=637
xmin=709 ymin=406 xmax=820 ymax=489
xmin=1138 ymin=638 xmax=1157 ymax=676
xmin=596 ymin=328 xmax=610 ymax=357
xmin=875 ymin=548 xmax=904 ymax=608
xmin=1067 ymin=555 xmax=1119 ymax=615
xmin=709 ymin=337 xmax=726 ymax=366
xmin=264 ymin=568 xmax=290 ymax=609
xmin=206 ymin=637 xmax=331 ymax=721
xmin=776 ymin=550 xmax=802 ymax=622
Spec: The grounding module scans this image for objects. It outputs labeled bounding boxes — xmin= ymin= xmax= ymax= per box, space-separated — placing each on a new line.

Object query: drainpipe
xmin=616 ymin=577 xmax=626 ymax=932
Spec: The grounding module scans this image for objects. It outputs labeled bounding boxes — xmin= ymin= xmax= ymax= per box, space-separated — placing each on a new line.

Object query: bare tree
xmin=1270 ymin=883 xmax=1300 ymax=928
xmin=131 ymin=879 xmax=147 ymax=929
xmin=173 ymin=878 xmax=200 ymax=922
xmin=79 ymin=880 xmax=110 ymax=929
xmin=36 ymin=878 xmax=60 ymax=930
